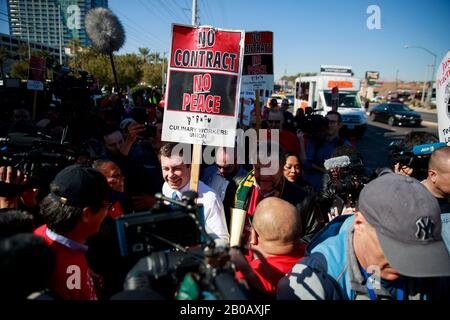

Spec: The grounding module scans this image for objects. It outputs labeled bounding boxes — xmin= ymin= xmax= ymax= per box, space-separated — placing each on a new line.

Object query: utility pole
xmin=421 ymin=65 xmax=428 ymax=103
xmin=192 ymin=0 xmax=198 ymax=25
xmin=161 ymin=51 xmax=166 ymax=91
xmin=404 ymin=45 xmax=437 ymax=108
xmin=395 ymin=69 xmax=399 ymax=90
xmin=426 ymin=57 xmax=437 ymax=107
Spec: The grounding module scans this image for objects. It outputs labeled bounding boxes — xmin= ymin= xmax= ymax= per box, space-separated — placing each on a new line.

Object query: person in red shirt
xmin=34 ymin=165 xmax=111 ymax=300
xmin=267 ymin=108 xmax=302 ymax=157
xmin=233 ymin=197 xmax=306 ymax=298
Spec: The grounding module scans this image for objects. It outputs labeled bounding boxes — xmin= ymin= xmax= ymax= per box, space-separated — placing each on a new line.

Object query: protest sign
xmin=162 ymin=24 xmax=245 ymax=147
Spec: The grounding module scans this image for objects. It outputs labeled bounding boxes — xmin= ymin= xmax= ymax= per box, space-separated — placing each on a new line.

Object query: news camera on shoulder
xmin=320 ymin=152 xmax=371 ymax=217
xmin=0 ymin=132 xmax=77 ymax=198
xmin=389 ymin=131 xmax=446 ymax=181
xmin=114 ymin=191 xmax=248 ymax=300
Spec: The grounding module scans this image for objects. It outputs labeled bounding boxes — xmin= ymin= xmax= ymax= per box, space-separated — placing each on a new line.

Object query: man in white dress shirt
xmin=159 ymin=142 xmax=229 ymax=243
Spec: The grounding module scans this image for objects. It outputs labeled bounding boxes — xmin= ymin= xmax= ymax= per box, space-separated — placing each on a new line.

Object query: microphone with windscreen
xmin=85 ymin=8 xmax=125 ymax=92
xmin=324 ymin=155 xmax=351 ymax=171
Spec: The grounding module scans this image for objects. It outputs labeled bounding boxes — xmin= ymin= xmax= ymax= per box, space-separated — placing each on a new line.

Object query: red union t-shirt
xmin=237 ymin=245 xmax=306 ymax=296
xmin=34 ymin=225 xmax=97 ymax=300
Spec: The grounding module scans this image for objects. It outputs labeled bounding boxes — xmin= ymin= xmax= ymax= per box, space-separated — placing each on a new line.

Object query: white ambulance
xmin=294 ymin=65 xmax=368 ymax=137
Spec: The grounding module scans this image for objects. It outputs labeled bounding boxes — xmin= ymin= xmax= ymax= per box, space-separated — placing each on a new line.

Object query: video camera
xmin=300 ymin=113 xmax=329 ymax=137
xmin=0 ymin=133 xmax=76 ymax=197
xmin=321 ymin=155 xmax=371 ymax=212
xmin=117 ymin=191 xmax=247 ymax=300
xmin=128 ymin=107 xmax=157 ymax=139
xmin=389 ymin=141 xmax=447 ymax=180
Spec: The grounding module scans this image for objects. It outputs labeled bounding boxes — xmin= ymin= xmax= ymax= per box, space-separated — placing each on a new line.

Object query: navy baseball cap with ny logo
xmin=358 ymin=172 xmax=450 ymax=277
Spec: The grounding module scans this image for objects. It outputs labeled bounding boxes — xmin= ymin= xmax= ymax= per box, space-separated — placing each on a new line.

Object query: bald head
xmin=216 ymin=147 xmax=238 ymax=178
xmin=216 ymin=147 xmax=236 ymax=164
xmin=429 ymin=146 xmax=450 ymax=173
xmin=252 ymin=197 xmax=301 ymax=245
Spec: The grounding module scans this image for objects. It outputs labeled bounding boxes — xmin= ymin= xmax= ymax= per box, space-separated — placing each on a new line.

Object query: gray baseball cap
xmin=358 ymin=172 xmax=450 ymax=277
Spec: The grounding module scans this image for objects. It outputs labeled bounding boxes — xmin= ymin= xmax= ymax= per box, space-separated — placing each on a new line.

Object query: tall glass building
xmin=7 ymin=0 xmax=108 ymax=48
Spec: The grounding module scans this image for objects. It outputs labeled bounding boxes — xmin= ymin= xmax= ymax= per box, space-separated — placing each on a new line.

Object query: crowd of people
xmin=0 ymin=90 xmax=449 ymax=301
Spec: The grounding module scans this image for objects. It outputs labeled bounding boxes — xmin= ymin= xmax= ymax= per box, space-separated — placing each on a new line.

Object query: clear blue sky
xmin=1 ymin=0 xmax=449 ymax=82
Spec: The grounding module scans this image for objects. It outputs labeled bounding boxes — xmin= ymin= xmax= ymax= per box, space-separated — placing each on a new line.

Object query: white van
xmin=294 ymin=65 xmax=368 ymax=137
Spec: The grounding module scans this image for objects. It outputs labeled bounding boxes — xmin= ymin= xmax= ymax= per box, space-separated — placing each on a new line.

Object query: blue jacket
xmin=277 ymin=215 xmax=450 ymax=300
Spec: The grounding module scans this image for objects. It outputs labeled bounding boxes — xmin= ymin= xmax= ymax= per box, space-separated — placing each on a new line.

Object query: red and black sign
xmin=28 ymin=56 xmax=46 ymax=82
xmin=242 ymin=32 xmax=273 ymax=76
xmin=166 ymin=25 xmax=242 ymax=116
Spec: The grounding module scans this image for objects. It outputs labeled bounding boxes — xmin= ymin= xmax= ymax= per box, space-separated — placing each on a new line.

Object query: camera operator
xmin=320 ymin=145 xmax=370 ymax=221
xmin=390 ymin=131 xmax=441 ymax=180
xmin=303 ymin=111 xmax=351 ymax=192
xmin=0 ymin=166 xmax=39 ymax=216
xmin=422 ymin=146 xmax=450 ymax=251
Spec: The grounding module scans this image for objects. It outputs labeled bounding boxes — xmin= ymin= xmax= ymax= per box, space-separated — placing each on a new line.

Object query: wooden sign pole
xmin=239 ymin=98 xmax=244 ymax=128
xmin=255 ymin=90 xmax=261 ymax=137
xmin=189 ymin=144 xmax=202 ymax=192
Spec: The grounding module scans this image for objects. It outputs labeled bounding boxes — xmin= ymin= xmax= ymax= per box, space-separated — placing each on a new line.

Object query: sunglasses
xmin=216 ymin=164 xmax=234 ymax=171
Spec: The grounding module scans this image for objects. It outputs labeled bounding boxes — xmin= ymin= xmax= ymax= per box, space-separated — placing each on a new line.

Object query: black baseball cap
xmin=358 ymin=173 xmax=450 ymax=277
xmin=51 ymin=165 xmax=110 ymax=209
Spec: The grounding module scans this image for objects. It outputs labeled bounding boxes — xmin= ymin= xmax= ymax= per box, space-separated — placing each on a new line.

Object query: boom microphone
xmin=324 ymin=155 xmax=351 ymax=171
xmin=85 ymin=8 xmax=125 ymax=54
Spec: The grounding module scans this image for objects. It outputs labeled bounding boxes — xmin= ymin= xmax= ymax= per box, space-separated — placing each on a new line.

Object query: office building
xmin=7 ymin=0 xmax=108 ymax=48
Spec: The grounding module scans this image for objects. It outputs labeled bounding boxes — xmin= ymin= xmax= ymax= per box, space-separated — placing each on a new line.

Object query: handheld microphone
xmin=324 ymin=155 xmax=351 ymax=171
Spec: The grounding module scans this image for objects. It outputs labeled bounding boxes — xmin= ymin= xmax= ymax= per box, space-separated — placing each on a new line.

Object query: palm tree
xmin=138 ymin=47 xmax=150 ymax=63
xmin=149 ymin=52 xmax=161 ymax=64
xmin=17 ymin=43 xmax=30 ymax=61
xmin=38 ymin=50 xmax=56 ymax=80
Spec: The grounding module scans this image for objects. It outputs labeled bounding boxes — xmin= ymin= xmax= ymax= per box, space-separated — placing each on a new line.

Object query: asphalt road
xmin=356 ymin=108 xmax=438 ymax=173
xmin=420 ymin=111 xmax=438 ymax=123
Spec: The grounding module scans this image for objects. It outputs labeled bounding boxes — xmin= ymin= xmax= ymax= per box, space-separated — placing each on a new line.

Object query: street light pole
xmin=161 ymin=51 xmax=165 ymax=91
xmin=26 ymin=25 xmax=31 ymax=60
xmin=421 ymin=65 xmax=428 ymax=103
xmin=404 ymin=45 xmax=437 ymax=107
xmin=58 ymin=4 xmax=63 ymax=65
xmin=395 ymin=69 xmax=399 ymax=90
xmin=428 ymin=55 xmax=437 ymax=106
